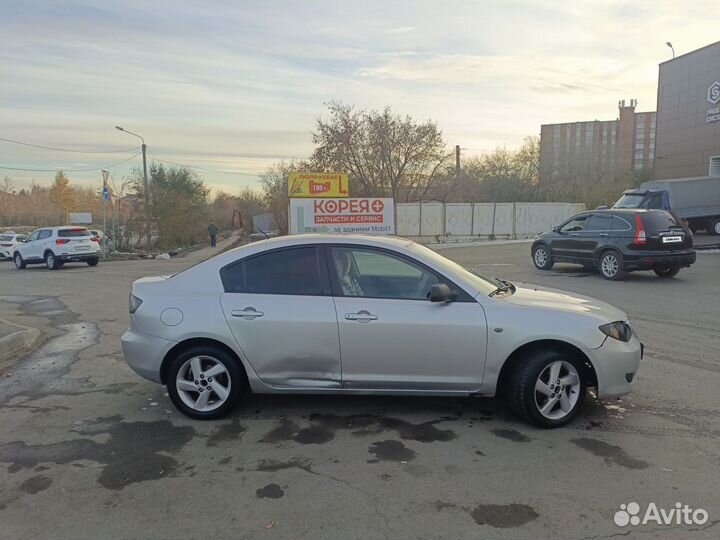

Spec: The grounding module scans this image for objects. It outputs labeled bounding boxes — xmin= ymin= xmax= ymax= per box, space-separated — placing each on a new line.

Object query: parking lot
xmin=0 ymin=240 xmax=718 ymax=540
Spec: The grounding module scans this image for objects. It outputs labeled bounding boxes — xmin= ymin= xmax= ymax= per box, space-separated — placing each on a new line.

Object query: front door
xmin=327 ymin=246 xmax=487 ymax=391
xmin=552 ymin=214 xmax=590 ymax=261
xmin=219 ymin=246 xmax=341 ymax=388
xmin=22 ymin=230 xmax=44 ymax=260
xmin=579 ymin=213 xmax=614 ymax=263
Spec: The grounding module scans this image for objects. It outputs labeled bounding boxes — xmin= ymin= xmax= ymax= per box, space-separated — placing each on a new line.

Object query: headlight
xmin=599 ymin=321 xmax=632 ymax=342
xmin=129 ymin=293 xmax=143 ymax=314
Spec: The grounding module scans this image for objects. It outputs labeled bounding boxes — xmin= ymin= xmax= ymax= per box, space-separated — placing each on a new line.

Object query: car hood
xmin=501 ymin=284 xmax=628 ymax=322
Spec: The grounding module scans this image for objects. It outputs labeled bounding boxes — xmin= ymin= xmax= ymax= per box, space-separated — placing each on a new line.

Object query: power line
xmin=147 ymin=148 xmax=263 ymax=178
xmin=0 ymin=136 xmax=137 ymax=154
xmin=0 ymin=152 xmax=142 ymax=172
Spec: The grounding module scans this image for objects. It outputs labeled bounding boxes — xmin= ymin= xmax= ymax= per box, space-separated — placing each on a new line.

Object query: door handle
xmin=570 ymin=233 xmax=580 ymax=237
xmin=599 ymin=233 xmax=608 ymax=237
xmin=345 ymin=310 xmax=378 ymax=323
xmin=231 ymin=307 xmax=264 ymax=320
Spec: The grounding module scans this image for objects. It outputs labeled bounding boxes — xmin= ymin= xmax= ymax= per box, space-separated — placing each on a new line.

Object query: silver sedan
xmin=121 ymin=234 xmax=642 ymax=428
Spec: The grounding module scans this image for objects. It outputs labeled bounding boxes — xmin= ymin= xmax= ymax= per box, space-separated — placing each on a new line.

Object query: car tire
xmin=87 ymin=258 xmax=99 ymax=267
xmin=599 ymin=250 xmax=626 ymax=281
xmin=532 ymin=244 xmax=554 ymax=270
xmin=14 ymin=253 xmax=26 ymax=269
xmin=166 ymin=345 xmax=247 ymax=420
xmin=654 ymin=266 xmax=680 ymax=278
xmin=708 ymin=217 xmax=720 ymax=236
xmin=508 ymin=348 xmax=587 ymax=428
xmin=45 ymin=251 xmax=59 ymax=270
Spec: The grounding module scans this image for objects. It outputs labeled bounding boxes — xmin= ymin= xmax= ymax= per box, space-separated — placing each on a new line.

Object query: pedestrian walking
xmin=208 ymin=220 xmax=218 ymax=247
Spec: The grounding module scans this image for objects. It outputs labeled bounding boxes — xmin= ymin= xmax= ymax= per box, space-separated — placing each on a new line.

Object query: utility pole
xmin=115 ymin=126 xmax=151 ymax=252
xmin=141 ymin=143 xmax=150 ymax=251
xmin=455 ymin=145 xmax=461 ymax=181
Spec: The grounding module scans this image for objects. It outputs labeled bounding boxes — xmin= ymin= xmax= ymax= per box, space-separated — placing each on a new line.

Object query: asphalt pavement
xmin=0 ymin=237 xmax=718 ymax=540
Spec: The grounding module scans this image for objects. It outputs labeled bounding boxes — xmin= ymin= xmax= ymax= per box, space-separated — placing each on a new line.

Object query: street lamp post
xmin=666 ymin=42 xmax=675 ymax=59
xmin=115 ymin=126 xmax=151 ymax=252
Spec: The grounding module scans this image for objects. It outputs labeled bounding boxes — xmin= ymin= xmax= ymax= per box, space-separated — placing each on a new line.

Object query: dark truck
xmin=613 ymin=176 xmax=720 ymax=235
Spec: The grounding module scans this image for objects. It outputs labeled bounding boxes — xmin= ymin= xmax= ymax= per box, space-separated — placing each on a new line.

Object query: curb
xmin=0 ymin=320 xmax=43 ymax=365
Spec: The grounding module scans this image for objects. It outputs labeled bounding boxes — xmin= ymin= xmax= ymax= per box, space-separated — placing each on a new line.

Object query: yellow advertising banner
xmin=288 ymin=172 xmax=349 ymax=198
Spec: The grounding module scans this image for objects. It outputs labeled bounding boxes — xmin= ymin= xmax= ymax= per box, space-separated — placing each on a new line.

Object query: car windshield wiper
xmin=489 ymin=278 xmax=515 ymax=297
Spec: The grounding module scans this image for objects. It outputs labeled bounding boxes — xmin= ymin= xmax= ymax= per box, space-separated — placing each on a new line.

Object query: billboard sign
xmin=289 ymin=198 xmax=394 ymax=235
xmin=288 ymin=172 xmax=349 ymax=198
xmin=68 ymin=212 xmax=93 ymax=224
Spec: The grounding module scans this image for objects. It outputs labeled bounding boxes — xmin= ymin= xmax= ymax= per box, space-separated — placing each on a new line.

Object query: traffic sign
xmin=103 ymin=186 xmax=110 ymax=202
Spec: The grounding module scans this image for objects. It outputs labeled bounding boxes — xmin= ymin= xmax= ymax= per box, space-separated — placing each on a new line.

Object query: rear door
xmin=580 ymin=213 xmax=614 ymax=262
xmin=219 ymin=246 xmax=342 ymax=388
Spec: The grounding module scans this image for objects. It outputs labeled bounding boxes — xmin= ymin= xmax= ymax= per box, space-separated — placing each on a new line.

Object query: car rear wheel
xmin=654 ymin=266 xmax=680 ymax=278
xmin=532 ymin=245 xmax=554 ymax=270
xmin=599 ymin=251 xmax=626 ymax=281
xmin=45 ymin=252 xmax=59 ymax=270
xmin=508 ymin=349 xmax=587 ymax=428
xmin=87 ymin=258 xmax=99 ymax=267
xmin=14 ymin=253 xmax=26 ymax=269
xmin=709 ymin=217 xmax=720 ymax=236
xmin=166 ymin=346 xmax=246 ymax=420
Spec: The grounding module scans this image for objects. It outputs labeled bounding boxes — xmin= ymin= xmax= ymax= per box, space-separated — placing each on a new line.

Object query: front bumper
xmin=624 ymin=250 xmax=696 ymax=271
xmin=586 ymin=334 xmax=642 ymax=398
xmin=121 ymin=326 xmax=175 ymax=383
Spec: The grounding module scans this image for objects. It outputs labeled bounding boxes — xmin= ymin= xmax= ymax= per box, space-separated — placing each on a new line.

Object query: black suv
xmin=531 ymin=209 xmax=696 ymax=280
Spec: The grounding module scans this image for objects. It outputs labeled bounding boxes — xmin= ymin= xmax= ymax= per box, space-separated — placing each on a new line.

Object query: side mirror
xmin=429 ymin=283 xmax=456 ymax=303
xmin=552 ymin=226 xmax=560 ymax=233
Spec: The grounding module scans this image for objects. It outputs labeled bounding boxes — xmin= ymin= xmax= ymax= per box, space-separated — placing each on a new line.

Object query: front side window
xmin=38 ymin=230 xmax=52 ymax=240
xmin=26 ymin=231 xmax=40 ymax=242
xmin=221 ymin=247 xmax=322 ymax=295
xmin=330 ymin=247 xmax=439 ymax=300
xmin=560 ymin=215 xmax=589 ymax=233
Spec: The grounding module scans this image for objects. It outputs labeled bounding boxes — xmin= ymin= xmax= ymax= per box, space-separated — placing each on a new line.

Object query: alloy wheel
xmin=601 ymin=254 xmax=618 ymax=278
xmin=175 ymin=355 xmax=232 ymax=412
xmin=534 ymin=360 xmax=581 ymax=420
xmin=534 ymin=247 xmax=547 ymax=267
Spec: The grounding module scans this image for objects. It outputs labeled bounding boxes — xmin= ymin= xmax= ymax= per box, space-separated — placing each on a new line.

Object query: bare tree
xmin=311 ymin=102 xmax=452 ymax=202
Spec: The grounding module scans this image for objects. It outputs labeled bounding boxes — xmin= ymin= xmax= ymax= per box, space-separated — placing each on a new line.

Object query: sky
xmin=1 ymin=0 xmax=719 ymax=195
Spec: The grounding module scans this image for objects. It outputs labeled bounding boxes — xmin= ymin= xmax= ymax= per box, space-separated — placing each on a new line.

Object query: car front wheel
xmin=166 ymin=346 xmax=246 ymax=420
xmin=14 ymin=253 xmax=26 ymax=269
xmin=508 ymin=349 xmax=587 ymax=428
xmin=87 ymin=258 xmax=99 ymax=267
xmin=532 ymin=245 xmax=554 ymax=270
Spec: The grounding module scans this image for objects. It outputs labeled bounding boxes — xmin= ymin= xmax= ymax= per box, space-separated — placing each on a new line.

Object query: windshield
xmin=410 ymin=243 xmax=504 ymax=295
xmin=613 ymin=193 xmax=645 ymax=209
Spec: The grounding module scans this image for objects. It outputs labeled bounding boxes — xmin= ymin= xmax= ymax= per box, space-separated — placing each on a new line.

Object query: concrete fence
xmin=396 ymin=202 xmax=586 ymax=241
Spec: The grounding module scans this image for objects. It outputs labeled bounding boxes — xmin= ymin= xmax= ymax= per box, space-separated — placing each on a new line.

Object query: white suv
xmin=1 ymin=231 xmax=27 ymax=260
xmin=14 ymin=226 xmax=101 ymax=270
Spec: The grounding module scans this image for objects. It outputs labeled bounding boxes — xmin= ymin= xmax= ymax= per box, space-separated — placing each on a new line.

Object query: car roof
xmin=231 ymin=233 xmax=417 ymax=250
xmin=34 ymin=226 xmax=90 ymax=231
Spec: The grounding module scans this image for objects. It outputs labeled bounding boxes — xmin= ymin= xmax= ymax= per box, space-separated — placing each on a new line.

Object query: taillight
xmin=633 ymin=215 xmax=647 ymax=245
xmin=56 ymin=239 xmax=71 ymax=245
xmin=90 ymin=236 xmax=100 ymax=242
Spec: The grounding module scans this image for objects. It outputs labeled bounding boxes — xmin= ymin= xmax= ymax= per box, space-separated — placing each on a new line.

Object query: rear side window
xmin=221 ymin=247 xmax=322 ymax=295
xmin=641 ymin=211 xmax=679 ymax=231
xmin=58 ymin=228 xmax=90 ymax=237
xmin=0 ymin=235 xmax=12 ymax=241
xmin=611 ymin=216 xmax=632 ymax=231
xmin=585 ymin=214 xmax=613 ymax=232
